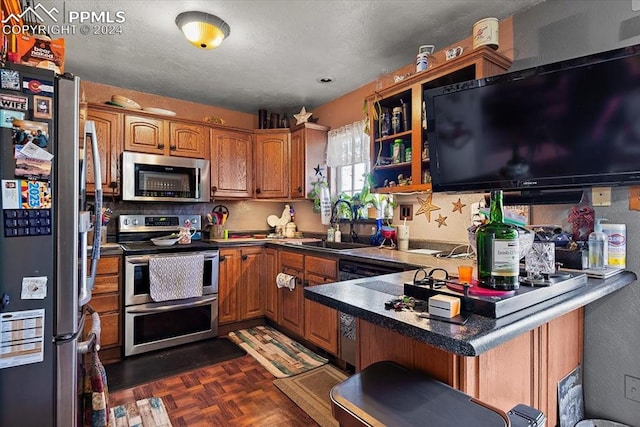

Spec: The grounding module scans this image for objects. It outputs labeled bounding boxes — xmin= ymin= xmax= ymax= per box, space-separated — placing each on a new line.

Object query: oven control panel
xmin=119 ymin=214 xmax=201 ymax=232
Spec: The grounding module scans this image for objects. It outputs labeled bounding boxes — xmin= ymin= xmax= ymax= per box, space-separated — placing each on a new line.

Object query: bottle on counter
xmin=334 ymin=226 xmax=342 ymax=242
xmin=588 ymin=219 xmax=608 ymax=270
xmin=327 ymin=226 xmax=335 ymax=242
xmin=476 ymin=190 xmax=520 ymax=290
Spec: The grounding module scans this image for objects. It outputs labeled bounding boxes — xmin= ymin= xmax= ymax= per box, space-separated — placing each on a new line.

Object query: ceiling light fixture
xmin=175 ymin=11 xmax=230 ymax=50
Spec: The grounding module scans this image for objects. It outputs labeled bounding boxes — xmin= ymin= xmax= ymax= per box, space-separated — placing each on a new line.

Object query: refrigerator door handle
xmin=79 ymin=120 xmax=102 ymax=306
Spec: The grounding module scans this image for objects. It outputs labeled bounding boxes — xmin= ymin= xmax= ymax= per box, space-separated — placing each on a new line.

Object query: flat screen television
xmin=424 ymin=44 xmax=640 ymax=198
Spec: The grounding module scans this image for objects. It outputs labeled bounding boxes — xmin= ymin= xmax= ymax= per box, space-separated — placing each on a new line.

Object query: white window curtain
xmin=326 ymin=119 xmax=370 ymax=167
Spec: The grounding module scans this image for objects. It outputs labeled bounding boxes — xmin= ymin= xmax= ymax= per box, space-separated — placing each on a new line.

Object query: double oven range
xmin=118 ymin=214 xmax=219 ymax=356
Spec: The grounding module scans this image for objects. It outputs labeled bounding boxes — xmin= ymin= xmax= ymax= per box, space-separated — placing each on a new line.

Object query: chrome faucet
xmin=330 ymin=199 xmax=358 ymax=243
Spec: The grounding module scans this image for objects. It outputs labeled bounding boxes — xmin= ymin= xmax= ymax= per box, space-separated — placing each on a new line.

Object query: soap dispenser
xmin=588 ymin=219 xmax=608 ymax=270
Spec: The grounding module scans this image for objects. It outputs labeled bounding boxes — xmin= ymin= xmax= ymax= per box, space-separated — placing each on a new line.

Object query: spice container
xmin=392 ymin=107 xmax=402 ymax=134
xmin=405 ymin=147 xmax=412 ymax=162
xmin=392 ymin=139 xmax=404 ymax=163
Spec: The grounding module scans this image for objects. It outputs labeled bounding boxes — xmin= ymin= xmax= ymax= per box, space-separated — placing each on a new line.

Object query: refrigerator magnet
xmin=0 ymin=109 xmax=25 ymax=128
xmin=22 ymin=77 xmax=54 ymax=96
xmin=0 ymin=94 xmax=28 ymax=110
xmin=21 ymin=277 xmax=47 ymax=299
xmin=33 ymin=96 xmax=52 ymax=119
xmin=0 ymin=69 xmax=20 ymax=90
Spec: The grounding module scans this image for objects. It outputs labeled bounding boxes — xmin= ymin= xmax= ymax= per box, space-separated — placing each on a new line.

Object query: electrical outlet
xmin=625 ymin=374 xmax=640 ymax=403
xmin=592 ymin=187 xmax=612 ymax=206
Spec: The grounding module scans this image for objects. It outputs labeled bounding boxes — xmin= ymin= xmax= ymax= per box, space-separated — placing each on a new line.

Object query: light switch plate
xmin=592 ymin=187 xmax=611 ymax=206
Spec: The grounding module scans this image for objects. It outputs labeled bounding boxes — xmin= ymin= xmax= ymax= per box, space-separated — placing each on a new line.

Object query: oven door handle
xmin=126 ymin=296 xmax=218 ymax=314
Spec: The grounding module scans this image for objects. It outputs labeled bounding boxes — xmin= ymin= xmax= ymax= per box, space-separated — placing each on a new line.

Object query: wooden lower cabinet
xmin=357 ymin=308 xmax=584 ymax=424
xmin=218 ymin=246 xmax=264 ymax=325
xmin=303 ymin=256 xmax=338 ymax=355
xmin=264 ymin=248 xmax=278 ymax=321
xmin=278 ymin=251 xmax=305 ymax=337
xmin=84 ymin=255 xmax=122 ymax=364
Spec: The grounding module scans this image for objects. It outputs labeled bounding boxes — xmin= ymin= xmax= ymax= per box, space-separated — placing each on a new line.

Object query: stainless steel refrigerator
xmin=0 ymin=63 xmax=102 ymax=426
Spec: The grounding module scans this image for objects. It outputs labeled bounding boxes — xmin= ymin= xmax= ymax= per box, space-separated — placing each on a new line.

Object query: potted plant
xmin=359 ymin=172 xmax=382 ymax=219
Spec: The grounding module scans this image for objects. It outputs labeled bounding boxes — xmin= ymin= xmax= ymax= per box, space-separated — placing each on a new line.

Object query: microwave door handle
xmin=85 ymin=120 xmax=102 ymax=294
xmin=195 ymin=167 xmax=200 ymax=199
xmin=126 ymin=296 xmax=218 ymax=314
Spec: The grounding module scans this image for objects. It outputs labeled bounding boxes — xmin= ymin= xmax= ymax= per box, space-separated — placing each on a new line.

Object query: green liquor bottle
xmin=476 ymin=190 xmax=520 ymax=290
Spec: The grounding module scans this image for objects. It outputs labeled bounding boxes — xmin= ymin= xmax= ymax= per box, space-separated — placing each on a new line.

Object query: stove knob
xmin=123 ymin=219 xmax=130 ymax=226
xmin=132 ymin=219 xmax=139 ymax=225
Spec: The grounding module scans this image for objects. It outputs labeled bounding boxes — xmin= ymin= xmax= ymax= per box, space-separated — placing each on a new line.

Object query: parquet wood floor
xmin=109 ymin=354 xmax=318 ymax=426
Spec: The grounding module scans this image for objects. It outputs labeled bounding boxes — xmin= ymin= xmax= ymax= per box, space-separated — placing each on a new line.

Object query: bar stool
xmin=330 ymin=361 xmax=545 ymax=427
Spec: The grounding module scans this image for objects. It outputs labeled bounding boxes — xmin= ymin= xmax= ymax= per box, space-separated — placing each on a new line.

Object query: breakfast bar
xmin=304 ymin=267 xmax=637 ymax=423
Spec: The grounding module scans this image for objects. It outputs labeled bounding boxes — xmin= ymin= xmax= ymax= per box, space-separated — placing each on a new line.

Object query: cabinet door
xmin=168 ymin=121 xmax=207 ymax=158
xmin=218 ymin=249 xmax=240 ymax=324
xmin=124 ymin=115 xmax=165 ymax=154
xmin=85 ymin=255 xmax=121 ymax=364
xmin=279 ymin=251 xmax=304 ymax=336
xmin=211 ymin=129 xmax=253 ymax=198
xmin=239 ymin=247 xmax=264 ymax=320
xmin=85 ymin=109 xmax=122 ymax=196
xmin=304 ymin=273 xmax=338 ymax=355
xmin=290 ymin=124 xmax=329 ymax=200
xmin=254 ymin=131 xmax=289 ymax=198
xmin=264 ymin=248 xmax=278 ymax=321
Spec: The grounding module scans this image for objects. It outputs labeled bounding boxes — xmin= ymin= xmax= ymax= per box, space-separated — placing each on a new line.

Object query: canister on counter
xmin=392 ymin=139 xmax=404 ymax=163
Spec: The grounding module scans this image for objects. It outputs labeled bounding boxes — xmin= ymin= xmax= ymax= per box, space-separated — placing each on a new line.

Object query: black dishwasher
xmin=337 ymin=259 xmax=411 ymax=366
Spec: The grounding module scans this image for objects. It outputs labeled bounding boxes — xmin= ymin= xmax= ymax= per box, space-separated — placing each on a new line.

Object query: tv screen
xmin=425 ymin=44 xmax=640 ymax=194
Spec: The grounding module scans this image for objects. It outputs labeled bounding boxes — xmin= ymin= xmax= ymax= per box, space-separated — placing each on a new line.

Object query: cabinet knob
xmin=241 ymin=254 xmax=248 ymax=261
xmin=256 ymin=188 xmax=261 ymax=194
xmin=211 ymin=186 xmax=218 ymax=193
xmin=219 ymin=255 xmax=226 ymax=262
xmin=169 ymin=144 xmax=176 ymax=151
xmin=297 ymin=186 xmax=303 ymax=193
xmin=158 ymin=143 xmax=164 ymax=149
xmin=303 ymin=279 xmax=309 ymax=287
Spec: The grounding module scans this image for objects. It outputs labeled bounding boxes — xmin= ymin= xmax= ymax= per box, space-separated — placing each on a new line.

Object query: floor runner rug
xmin=274 ymin=364 xmax=348 ymax=427
xmin=228 ymin=325 xmax=328 ymax=378
xmin=110 ymin=397 xmax=171 ymax=427
xmin=106 ymin=337 xmax=246 ymax=391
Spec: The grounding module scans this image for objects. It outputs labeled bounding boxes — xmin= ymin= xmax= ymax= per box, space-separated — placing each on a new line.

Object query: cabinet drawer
xmin=280 ymin=251 xmax=304 ymax=270
xmin=84 ymin=312 xmax=119 ymax=348
xmin=92 ymin=274 xmax=119 ymax=294
xmin=95 ymin=256 xmax=120 ymax=275
xmin=89 ymin=293 xmax=119 ymax=313
xmin=305 ymin=256 xmax=337 ymax=279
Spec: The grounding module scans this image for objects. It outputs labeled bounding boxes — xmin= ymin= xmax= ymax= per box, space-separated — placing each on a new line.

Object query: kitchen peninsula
xmin=303 ymin=253 xmax=636 ymax=424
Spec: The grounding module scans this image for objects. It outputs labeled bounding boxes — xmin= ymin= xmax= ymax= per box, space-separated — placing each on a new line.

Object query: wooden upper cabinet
xmin=169 ymin=121 xmax=208 ymax=158
xmin=124 ymin=115 xmax=166 ymax=155
xmin=210 ymin=129 xmax=253 ymax=198
xmin=290 ymin=123 xmax=329 ymax=199
xmin=124 ymin=114 xmax=207 ymax=158
xmin=254 ymin=130 xmax=289 ymax=198
xmin=85 ymin=108 xmax=122 ymax=196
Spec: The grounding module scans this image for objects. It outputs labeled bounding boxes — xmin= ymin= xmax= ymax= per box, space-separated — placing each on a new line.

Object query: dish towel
xmin=276 ymin=273 xmax=296 ymax=291
xmin=81 ymin=312 xmax=109 ymax=427
xmin=149 ymin=253 xmax=204 ymax=302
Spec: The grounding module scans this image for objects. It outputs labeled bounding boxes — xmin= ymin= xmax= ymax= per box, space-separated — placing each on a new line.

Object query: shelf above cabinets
xmin=367 ymin=47 xmax=512 ymax=194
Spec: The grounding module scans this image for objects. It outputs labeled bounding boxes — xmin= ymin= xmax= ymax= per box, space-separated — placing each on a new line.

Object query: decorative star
xmin=435 ymin=214 xmax=448 ymax=228
xmin=415 ymin=193 xmax=440 ymax=222
xmin=314 ymin=164 xmax=322 ymax=176
xmin=294 ymin=106 xmax=312 ymax=125
xmin=452 ymin=198 xmax=466 ymax=214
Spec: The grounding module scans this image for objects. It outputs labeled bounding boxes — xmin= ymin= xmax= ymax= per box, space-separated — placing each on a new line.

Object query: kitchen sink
xmin=299 ymin=240 xmax=371 ymax=250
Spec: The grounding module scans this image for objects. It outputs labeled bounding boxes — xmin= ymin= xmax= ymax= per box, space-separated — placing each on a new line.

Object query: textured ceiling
xmin=37 ymin=0 xmax=543 ymax=114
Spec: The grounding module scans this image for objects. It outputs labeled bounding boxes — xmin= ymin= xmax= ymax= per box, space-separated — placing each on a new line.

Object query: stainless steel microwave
xmin=121 ymin=152 xmax=210 ymax=202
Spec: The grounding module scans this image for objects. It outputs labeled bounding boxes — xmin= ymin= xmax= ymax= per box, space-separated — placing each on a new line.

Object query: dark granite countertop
xmin=304 ymin=270 xmax=637 ymax=357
